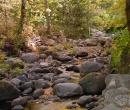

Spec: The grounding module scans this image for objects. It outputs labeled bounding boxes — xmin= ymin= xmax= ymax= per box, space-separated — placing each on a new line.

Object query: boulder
xmin=79 ymin=72 xmax=106 ymax=94
xmin=20 ymin=53 xmax=38 ymax=63
xmin=53 ymin=83 xmax=83 ymax=97
xmin=80 ymin=61 xmax=103 ymax=77
xmin=0 ymin=80 xmax=19 ymax=102
xmin=102 ymin=74 xmax=130 ymax=109
xmin=101 ymin=104 xmax=125 ymax=110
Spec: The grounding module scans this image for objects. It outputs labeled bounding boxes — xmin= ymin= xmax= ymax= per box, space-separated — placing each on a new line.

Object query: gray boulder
xmin=79 ymin=72 xmax=106 ymax=94
xmin=53 ymin=83 xmax=83 ymax=97
xmin=80 ymin=61 xmax=103 ymax=77
xmin=20 ymin=53 xmax=38 ymax=63
xmin=101 ymin=104 xmax=125 ymax=110
xmin=0 ymin=80 xmax=19 ymax=102
xmin=102 ymin=74 xmax=130 ymax=109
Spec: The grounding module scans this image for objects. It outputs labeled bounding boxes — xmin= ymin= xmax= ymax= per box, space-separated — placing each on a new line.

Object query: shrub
xmin=110 ymin=29 xmax=130 ymax=74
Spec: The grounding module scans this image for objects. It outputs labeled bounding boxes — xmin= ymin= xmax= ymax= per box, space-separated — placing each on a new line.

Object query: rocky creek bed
xmin=0 ymin=35 xmax=129 ymax=110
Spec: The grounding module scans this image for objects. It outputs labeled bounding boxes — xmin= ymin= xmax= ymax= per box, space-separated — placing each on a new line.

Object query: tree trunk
xmin=19 ymin=0 xmax=26 ymax=34
xmin=126 ymin=0 xmax=130 ymax=32
xmin=44 ymin=0 xmax=51 ymax=34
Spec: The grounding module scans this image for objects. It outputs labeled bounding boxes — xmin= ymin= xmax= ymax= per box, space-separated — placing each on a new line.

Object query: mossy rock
xmin=79 ymin=72 xmax=106 ymax=94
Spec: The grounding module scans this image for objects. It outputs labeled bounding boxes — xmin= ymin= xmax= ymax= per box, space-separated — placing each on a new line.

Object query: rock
xmin=11 ymin=97 xmax=27 ymax=106
xmin=79 ymin=72 xmax=106 ymax=94
xmin=0 ymin=80 xmax=19 ymax=102
xmin=39 ymin=62 xmax=50 ymax=68
xmin=51 ymin=60 xmax=62 ymax=67
xmin=86 ymin=102 xmax=99 ymax=110
xmin=43 ymin=73 xmax=56 ymax=81
xmin=30 ymin=68 xmax=44 ymax=73
xmin=102 ymin=74 xmax=130 ymax=109
xmin=34 ymin=79 xmax=50 ymax=89
xmin=20 ymin=82 xmax=34 ymax=90
xmin=102 ymin=87 xmax=130 ymax=105
xmin=96 ymin=43 xmax=104 ymax=54
xmin=77 ymin=95 xmax=94 ymax=107
xmin=17 ymin=75 xmax=28 ymax=82
xmin=20 ymin=53 xmax=38 ymax=63
xmin=105 ymin=74 xmax=118 ymax=86
xmin=47 ymin=95 xmax=60 ymax=101
xmin=5 ymin=58 xmax=24 ymax=69
xmin=42 ymin=68 xmax=50 ymax=73
xmin=80 ymin=61 xmax=103 ymax=77
xmin=96 ymin=57 xmax=105 ymax=64
xmin=48 ymin=67 xmax=63 ymax=74
xmin=66 ymin=104 xmax=78 ymax=109
xmin=23 ymin=96 xmax=32 ymax=101
xmin=73 ymin=66 xmax=80 ymax=72
xmin=66 ymin=65 xmax=77 ymax=71
xmin=53 ymin=83 xmax=83 ymax=97
xmin=44 ymin=50 xmax=58 ymax=57
xmin=52 ymin=78 xmax=69 ymax=87
xmin=101 ymin=104 xmax=125 ymax=110
xmin=85 ymin=39 xmax=97 ymax=46
xmin=38 ymin=46 xmax=48 ymax=54
xmin=91 ymin=29 xmax=105 ymax=37
xmin=39 ymin=54 xmax=47 ymax=59
xmin=10 ymin=78 xmax=21 ymax=86
xmin=92 ymin=105 xmax=104 ymax=110
xmin=54 ymin=55 xmax=73 ymax=62
xmin=22 ymin=88 xmax=33 ymax=94
xmin=33 ymin=89 xmax=44 ymax=98
xmin=75 ymin=51 xmax=88 ymax=58
xmin=12 ymin=105 xmax=24 ymax=110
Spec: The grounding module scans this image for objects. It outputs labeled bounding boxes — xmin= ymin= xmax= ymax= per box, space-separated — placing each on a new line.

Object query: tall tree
xmin=126 ymin=0 xmax=130 ymax=32
xmin=44 ymin=0 xmax=51 ymax=34
xmin=19 ymin=0 xmax=26 ymax=34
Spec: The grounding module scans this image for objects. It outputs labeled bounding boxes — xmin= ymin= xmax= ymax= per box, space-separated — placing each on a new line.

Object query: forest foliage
xmin=0 ymin=0 xmax=130 ymax=73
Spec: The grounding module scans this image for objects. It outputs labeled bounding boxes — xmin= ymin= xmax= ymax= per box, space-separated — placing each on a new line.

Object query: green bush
xmin=110 ymin=29 xmax=130 ymax=74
